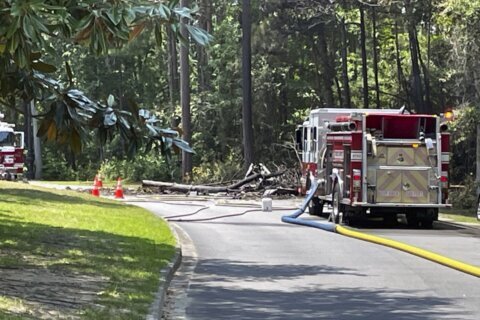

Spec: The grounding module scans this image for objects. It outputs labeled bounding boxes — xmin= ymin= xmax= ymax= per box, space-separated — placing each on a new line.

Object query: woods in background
xmin=1 ymin=0 xmax=479 ymax=188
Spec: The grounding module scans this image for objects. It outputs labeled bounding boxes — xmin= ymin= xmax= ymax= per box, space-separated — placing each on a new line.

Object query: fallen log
xmin=141 ymin=181 xmax=228 ymax=193
xmin=142 ymin=170 xmax=286 ymax=194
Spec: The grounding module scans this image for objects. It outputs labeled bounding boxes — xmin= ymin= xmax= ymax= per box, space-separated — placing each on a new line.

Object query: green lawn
xmin=0 ymin=181 xmax=175 ymax=319
xmin=440 ymin=208 xmax=479 ymax=224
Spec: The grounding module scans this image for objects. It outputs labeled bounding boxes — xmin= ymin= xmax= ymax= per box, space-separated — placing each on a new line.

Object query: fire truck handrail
xmin=373 ymin=166 xmax=436 ymax=171
xmin=374 ymin=139 xmax=436 ymax=144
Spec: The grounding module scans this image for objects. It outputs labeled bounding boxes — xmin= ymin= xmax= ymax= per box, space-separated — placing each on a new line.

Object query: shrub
xmin=100 ymin=155 xmax=177 ymax=182
xmin=449 ymin=175 xmax=478 ymax=210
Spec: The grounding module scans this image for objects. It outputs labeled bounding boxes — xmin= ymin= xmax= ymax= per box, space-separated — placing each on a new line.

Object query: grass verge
xmin=0 ymin=181 xmax=175 ymax=319
xmin=440 ymin=208 xmax=479 ymax=224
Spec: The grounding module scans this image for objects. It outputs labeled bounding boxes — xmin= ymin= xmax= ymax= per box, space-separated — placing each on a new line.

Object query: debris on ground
xmin=142 ymin=164 xmax=300 ymax=199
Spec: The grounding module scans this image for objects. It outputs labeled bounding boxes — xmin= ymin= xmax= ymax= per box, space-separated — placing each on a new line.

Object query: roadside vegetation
xmin=0 ymin=181 xmax=175 ymax=319
xmin=439 ymin=211 xmax=479 ymax=224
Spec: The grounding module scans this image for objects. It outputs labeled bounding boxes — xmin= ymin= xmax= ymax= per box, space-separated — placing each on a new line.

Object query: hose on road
xmin=336 ymin=225 xmax=480 ymax=278
xmin=280 ymin=179 xmax=336 ymax=232
xmin=281 ymin=179 xmax=480 ymax=278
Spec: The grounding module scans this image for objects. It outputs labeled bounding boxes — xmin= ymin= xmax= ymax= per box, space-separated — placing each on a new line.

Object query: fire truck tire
xmin=308 ymin=197 xmax=324 ymax=216
xmin=331 ymin=184 xmax=343 ymax=224
xmin=383 ymin=214 xmax=398 ymax=227
xmin=420 ymin=218 xmax=434 ymax=229
xmin=406 ymin=212 xmax=420 ymax=228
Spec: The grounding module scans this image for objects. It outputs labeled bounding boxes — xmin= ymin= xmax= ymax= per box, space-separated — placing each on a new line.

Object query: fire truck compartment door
xmin=402 ymin=170 xmax=430 ymax=203
xmin=376 ymin=169 xmax=431 ymax=203
xmin=387 ymin=147 xmax=415 ymax=166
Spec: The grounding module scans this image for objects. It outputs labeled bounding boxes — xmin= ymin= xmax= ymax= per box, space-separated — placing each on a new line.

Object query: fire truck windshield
xmin=0 ymin=131 xmax=14 ymax=146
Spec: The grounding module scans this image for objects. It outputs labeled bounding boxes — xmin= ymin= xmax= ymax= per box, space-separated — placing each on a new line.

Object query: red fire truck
xmin=296 ymin=108 xmax=451 ymax=228
xmin=0 ymin=115 xmax=24 ymax=180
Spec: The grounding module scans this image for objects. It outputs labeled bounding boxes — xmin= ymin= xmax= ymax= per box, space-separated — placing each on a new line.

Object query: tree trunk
xmin=416 ymin=27 xmax=432 ymax=113
xmin=317 ymin=25 xmax=335 ymax=107
xmin=31 ymin=101 xmax=42 ymax=180
xmin=242 ymin=0 xmax=255 ymax=169
xmin=359 ymin=5 xmax=369 ymax=109
xmin=167 ymin=27 xmax=179 ymax=112
xmin=23 ymin=99 xmax=34 ymax=180
xmin=197 ymin=0 xmax=212 ymax=92
xmin=340 ymin=18 xmax=351 ymax=108
xmin=405 ymin=0 xmax=424 ymax=113
xmin=476 ymin=124 xmax=480 ymax=196
xmin=408 ymin=28 xmax=425 ymax=113
xmin=180 ymin=0 xmax=192 ymax=180
xmin=372 ymin=7 xmax=380 ymax=109
xmin=395 ymin=19 xmax=409 ymax=107
xmin=335 ymin=76 xmax=343 ymax=107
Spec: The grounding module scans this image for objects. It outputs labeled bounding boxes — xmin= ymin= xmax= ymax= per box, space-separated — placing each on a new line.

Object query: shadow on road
xmin=186 ymin=258 xmax=469 ymax=320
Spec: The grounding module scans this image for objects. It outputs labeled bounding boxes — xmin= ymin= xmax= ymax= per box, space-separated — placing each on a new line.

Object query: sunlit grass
xmin=0 ymin=181 xmax=175 ymax=319
xmin=440 ymin=213 xmax=479 ymax=224
xmin=440 ymin=207 xmax=479 ymax=224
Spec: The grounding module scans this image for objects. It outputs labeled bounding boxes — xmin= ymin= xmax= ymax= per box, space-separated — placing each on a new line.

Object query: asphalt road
xmin=132 ymin=198 xmax=480 ymax=320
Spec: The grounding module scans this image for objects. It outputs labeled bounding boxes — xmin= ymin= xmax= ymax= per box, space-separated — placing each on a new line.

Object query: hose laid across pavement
xmin=336 ymin=225 xmax=480 ymax=278
xmin=281 ymin=179 xmax=336 ymax=232
xmin=281 ymin=179 xmax=480 ymax=278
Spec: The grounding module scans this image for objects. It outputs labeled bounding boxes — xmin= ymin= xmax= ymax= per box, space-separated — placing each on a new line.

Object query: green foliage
xmin=449 ymin=105 xmax=480 ymax=183
xmin=3 ymin=0 xmax=479 ymax=185
xmin=41 ymin=142 xmax=97 ymax=181
xmin=100 ymin=154 xmax=176 ymax=182
xmin=0 ymin=0 xmax=210 ymax=154
xmin=192 ymin=150 xmax=243 ymax=184
xmin=449 ymin=176 xmax=478 ymax=209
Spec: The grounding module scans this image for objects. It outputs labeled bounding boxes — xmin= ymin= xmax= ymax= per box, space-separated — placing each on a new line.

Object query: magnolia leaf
xmin=107 ymin=94 xmax=115 ymax=107
xmin=158 ymin=128 xmax=179 ymax=137
xmin=32 ymin=61 xmax=57 ymax=73
xmin=186 ymin=25 xmax=212 ymax=45
xmin=103 ymin=111 xmax=118 ymax=127
xmin=172 ymin=138 xmax=194 ymax=153
xmin=139 ymin=109 xmax=151 ymax=119
xmin=65 ymin=61 xmax=74 ymax=87
xmin=129 ymin=23 xmax=146 ymax=41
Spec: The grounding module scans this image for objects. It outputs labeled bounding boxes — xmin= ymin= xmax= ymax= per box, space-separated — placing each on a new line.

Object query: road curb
xmin=438 ymin=218 xmax=480 ymax=231
xmin=146 ymin=223 xmax=183 ymax=320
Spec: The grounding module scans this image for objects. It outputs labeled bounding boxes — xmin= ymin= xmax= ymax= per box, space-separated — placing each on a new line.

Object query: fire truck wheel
xmin=308 ymin=197 xmax=324 ymax=216
xmin=420 ymin=218 xmax=434 ymax=229
xmin=331 ymin=184 xmax=342 ymax=224
xmin=383 ymin=214 xmax=398 ymax=227
xmin=477 ymin=195 xmax=480 ymax=221
xmin=406 ymin=212 xmax=420 ymax=228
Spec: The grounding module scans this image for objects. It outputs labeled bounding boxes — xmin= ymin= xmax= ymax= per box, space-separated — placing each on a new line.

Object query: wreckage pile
xmin=142 ymin=164 xmax=300 ymax=198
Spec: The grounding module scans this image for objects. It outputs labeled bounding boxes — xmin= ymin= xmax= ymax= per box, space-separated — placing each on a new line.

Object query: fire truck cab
xmin=0 ymin=115 xmax=24 ymax=180
xmin=296 ymin=108 xmax=451 ymax=228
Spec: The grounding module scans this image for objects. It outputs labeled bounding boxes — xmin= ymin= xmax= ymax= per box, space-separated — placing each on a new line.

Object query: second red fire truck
xmin=0 ymin=114 xmax=24 ymax=180
xmin=296 ymin=108 xmax=451 ymax=228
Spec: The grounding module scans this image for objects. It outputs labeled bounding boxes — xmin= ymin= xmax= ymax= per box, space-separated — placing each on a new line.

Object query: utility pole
xmin=242 ymin=0 xmax=255 ymax=170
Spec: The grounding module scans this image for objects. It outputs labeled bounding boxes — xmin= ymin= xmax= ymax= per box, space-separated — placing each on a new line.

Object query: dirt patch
xmin=0 ymin=267 xmax=107 ymax=319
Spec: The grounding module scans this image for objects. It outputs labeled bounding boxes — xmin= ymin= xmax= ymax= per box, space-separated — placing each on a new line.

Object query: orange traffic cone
xmin=97 ymin=174 xmax=103 ymax=187
xmin=114 ymin=177 xmax=124 ymax=199
xmin=91 ymin=178 xmax=100 ymax=197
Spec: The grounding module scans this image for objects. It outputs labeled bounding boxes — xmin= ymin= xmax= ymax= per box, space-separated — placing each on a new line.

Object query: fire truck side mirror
xmin=295 ymin=128 xmax=303 ymax=151
xmin=14 ymin=132 xmax=24 ymax=149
